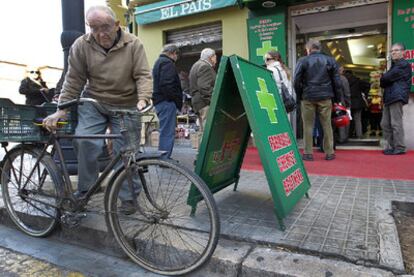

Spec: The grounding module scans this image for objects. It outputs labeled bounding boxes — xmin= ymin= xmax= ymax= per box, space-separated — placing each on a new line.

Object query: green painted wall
xmin=136 ymin=7 xmax=249 ymax=66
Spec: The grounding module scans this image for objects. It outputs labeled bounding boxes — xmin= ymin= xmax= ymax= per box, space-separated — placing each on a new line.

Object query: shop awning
xmin=135 ymin=0 xmax=239 ymax=25
xmin=242 ymin=0 xmax=318 ymax=9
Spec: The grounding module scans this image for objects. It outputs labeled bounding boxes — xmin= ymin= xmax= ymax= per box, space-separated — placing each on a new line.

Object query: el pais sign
xmin=135 ymin=0 xmax=238 ymax=25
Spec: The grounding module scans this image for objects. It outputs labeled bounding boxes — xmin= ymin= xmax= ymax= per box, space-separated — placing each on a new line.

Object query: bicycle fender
xmin=134 ymin=151 xmax=165 ymax=161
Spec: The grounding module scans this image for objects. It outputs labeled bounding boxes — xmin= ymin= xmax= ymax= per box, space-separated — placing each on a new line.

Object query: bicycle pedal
xmin=61 ymin=212 xmax=87 ymax=228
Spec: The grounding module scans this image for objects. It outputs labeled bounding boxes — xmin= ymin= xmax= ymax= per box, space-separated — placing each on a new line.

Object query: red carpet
xmin=242 ymin=147 xmax=414 ymax=181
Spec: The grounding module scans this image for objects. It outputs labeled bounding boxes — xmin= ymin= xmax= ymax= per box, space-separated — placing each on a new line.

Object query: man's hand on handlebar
xmin=137 ymin=100 xmax=148 ymax=111
xmin=42 ymin=110 xmax=67 ymax=132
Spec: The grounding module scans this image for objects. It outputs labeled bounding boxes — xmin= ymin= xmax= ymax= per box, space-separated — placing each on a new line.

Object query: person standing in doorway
xmin=189 ymin=48 xmax=217 ymax=132
xmin=337 ymin=65 xmax=351 ymax=143
xmin=152 ymin=44 xmax=183 ymax=159
xmin=380 ymin=43 xmax=411 ymax=155
xmin=294 ymin=39 xmax=342 ymax=161
xmin=344 ymin=70 xmax=369 ymax=138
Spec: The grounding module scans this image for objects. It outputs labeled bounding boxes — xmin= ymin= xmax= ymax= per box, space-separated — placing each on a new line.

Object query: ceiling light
xmin=262 ymin=1 xmax=276 ymax=8
xmin=367 ymin=45 xmax=375 ymax=48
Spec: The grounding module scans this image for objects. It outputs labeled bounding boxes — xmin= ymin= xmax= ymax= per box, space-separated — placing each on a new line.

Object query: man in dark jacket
xmin=152 ymin=44 xmax=182 ymax=158
xmin=294 ymin=39 xmax=342 ymax=161
xmin=189 ymin=48 xmax=217 ymax=131
xmin=344 ymin=70 xmax=369 ymax=138
xmin=380 ymin=43 xmax=411 ymax=155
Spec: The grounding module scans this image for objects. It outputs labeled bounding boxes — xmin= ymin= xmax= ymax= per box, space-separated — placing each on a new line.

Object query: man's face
xmin=390 ymin=45 xmax=404 ymax=61
xmin=87 ymin=11 xmax=119 ymax=49
xmin=339 ymin=66 xmax=344 ymax=75
xmin=171 ymin=52 xmax=178 ymax=62
xmin=210 ymin=54 xmax=217 ymax=67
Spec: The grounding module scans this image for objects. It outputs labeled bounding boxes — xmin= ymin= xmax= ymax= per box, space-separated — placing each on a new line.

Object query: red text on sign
xmin=404 ymin=49 xmax=414 ymax=60
xmin=268 ymin=133 xmax=291 ymax=152
xmin=283 ymin=169 xmax=304 ymax=196
xmin=277 ymin=151 xmax=296 ymax=173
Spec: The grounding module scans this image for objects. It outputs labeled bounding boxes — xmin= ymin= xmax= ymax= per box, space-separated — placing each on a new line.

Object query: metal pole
xmin=61 ymin=0 xmax=85 ymax=70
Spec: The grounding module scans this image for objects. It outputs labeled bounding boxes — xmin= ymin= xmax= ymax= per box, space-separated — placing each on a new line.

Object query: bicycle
xmin=0 ymin=97 xmax=220 ymax=276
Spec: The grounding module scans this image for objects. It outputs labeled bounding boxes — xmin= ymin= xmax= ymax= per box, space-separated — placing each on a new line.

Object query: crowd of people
xmin=21 ymin=5 xmax=410 ymax=204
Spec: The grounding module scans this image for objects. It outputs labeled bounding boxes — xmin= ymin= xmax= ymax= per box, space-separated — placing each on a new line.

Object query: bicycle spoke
xmin=106 ymin=159 xmax=219 ymax=275
xmin=1 ymin=147 xmax=60 ymax=237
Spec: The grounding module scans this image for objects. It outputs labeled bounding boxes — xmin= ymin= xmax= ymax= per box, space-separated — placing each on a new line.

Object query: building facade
xmin=132 ymin=0 xmax=414 ymax=149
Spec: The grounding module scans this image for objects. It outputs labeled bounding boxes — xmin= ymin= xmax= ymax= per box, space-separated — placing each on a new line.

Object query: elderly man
xmin=380 ymin=42 xmax=411 ymax=155
xmin=152 ymin=44 xmax=182 ymax=159
xmin=189 ymin=48 xmax=217 ymax=131
xmin=294 ymin=39 xmax=342 ymax=161
xmin=43 ymin=6 xmax=152 ymax=214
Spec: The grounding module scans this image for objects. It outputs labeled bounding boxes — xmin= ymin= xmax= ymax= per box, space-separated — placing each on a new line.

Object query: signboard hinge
xmin=219 ymin=109 xmax=246 ymax=121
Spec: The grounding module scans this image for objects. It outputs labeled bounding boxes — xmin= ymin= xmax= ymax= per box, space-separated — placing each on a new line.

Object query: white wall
xmin=0 ymin=62 xmax=62 ymax=104
xmin=403 ymin=96 xmax=414 ymax=150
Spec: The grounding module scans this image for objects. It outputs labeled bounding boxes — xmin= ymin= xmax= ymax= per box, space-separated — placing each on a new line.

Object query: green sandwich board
xmin=187 ymin=55 xmax=311 ymax=230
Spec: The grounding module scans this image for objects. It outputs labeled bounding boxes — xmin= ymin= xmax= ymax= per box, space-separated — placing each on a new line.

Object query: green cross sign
xmin=256 ymin=78 xmax=278 ymax=123
xmin=256 ymin=40 xmax=278 ymax=57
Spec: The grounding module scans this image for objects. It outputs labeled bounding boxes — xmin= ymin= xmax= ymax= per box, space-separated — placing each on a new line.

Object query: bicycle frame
xmin=53 ymin=132 xmax=128 ymax=207
xmin=3 ymin=131 xmax=128 ymax=212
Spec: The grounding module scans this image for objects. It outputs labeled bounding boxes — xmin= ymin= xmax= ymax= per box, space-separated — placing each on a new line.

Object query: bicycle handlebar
xmin=57 ymin=98 xmax=153 ymax=115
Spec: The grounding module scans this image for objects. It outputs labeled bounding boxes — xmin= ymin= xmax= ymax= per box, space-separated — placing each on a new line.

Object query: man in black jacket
xmin=380 ymin=43 xmax=411 ymax=155
xmin=294 ymin=39 xmax=342 ymax=161
xmin=152 ymin=44 xmax=183 ymax=158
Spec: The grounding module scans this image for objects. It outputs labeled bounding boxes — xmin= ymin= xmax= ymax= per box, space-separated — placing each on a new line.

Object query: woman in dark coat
xmin=19 ymin=68 xmax=53 ymax=105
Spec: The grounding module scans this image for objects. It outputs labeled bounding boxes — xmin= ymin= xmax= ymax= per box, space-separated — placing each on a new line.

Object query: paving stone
xmin=241 ymin=248 xmax=394 ymax=277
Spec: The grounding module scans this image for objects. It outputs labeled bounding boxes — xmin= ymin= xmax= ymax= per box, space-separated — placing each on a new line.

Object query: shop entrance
xmin=166 ymin=22 xmax=223 ymax=79
xmin=165 ymin=22 xmax=223 ymax=146
xmin=290 ymin=1 xmax=389 ymax=148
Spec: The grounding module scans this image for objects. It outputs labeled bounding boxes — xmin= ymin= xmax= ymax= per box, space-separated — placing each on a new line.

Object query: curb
xmin=0 ymin=208 xmax=406 ymax=277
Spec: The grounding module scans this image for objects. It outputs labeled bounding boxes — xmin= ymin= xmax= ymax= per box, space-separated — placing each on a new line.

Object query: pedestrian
xmin=264 ymin=50 xmax=293 ymax=97
xmin=43 ymin=5 xmax=152 ymax=214
xmin=264 ymin=50 xmax=296 ymax=114
xmin=19 ymin=67 xmax=54 ymax=105
xmin=189 ymin=48 xmax=217 ymax=132
xmin=380 ymin=42 xmax=411 ymax=155
xmin=294 ymin=39 xmax=342 ymax=161
xmin=344 ymin=70 xmax=369 ymax=138
xmin=152 ymin=44 xmax=183 ymax=159
xmin=337 ymin=66 xmax=351 ymax=143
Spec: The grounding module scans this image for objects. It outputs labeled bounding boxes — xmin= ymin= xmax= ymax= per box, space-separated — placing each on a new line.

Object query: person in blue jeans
xmin=43 ymin=6 xmax=152 ymax=215
xmin=152 ymin=44 xmax=183 ymax=159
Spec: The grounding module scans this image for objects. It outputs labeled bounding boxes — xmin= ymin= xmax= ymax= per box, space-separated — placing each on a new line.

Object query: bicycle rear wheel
xmin=1 ymin=145 xmax=61 ymax=237
xmin=106 ymin=159 xmax=219 ymax=276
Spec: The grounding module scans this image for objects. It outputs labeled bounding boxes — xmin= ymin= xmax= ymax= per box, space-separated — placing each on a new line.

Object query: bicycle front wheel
xmin=1 ymin=146 xmax=61 ymax=237
xmin=106 ymin=158 xmax=219 ymax=276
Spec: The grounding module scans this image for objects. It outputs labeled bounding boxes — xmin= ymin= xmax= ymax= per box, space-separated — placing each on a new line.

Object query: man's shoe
xmin=383 ymin=149 xmax=394 ymax=155
xmin=391 ymin=149 xmax=406 ymax=155
xmin=302 ymin=154 xmax=314 ymax=161
xmin=119 ymin=200 xmax=137 ymax=215
xmin=325 ymin=154 xmax=336 ymax=161
xmin=73 ymin=190 xmax=87 ymax=199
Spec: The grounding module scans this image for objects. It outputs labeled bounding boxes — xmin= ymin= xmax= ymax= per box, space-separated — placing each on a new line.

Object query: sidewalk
xmin=170 ymin=146 xmax=413 ymax=275
xmin=0 ymin=145 xmax=413 ymax=276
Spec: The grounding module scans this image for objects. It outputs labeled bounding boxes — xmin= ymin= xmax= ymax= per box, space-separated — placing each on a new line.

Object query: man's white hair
xmin=200 ymin=48 xmax=215 ymax=60
xmin=86 ymin=6 xmax=116 ymax=21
